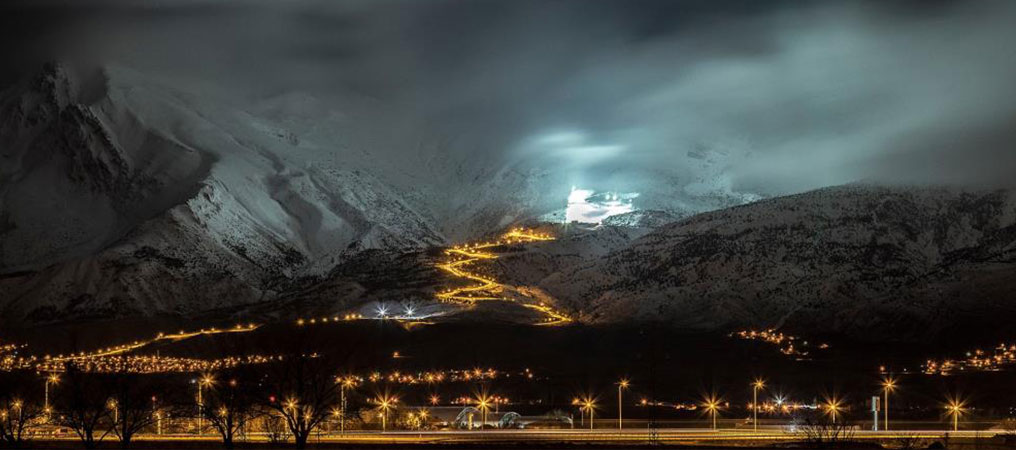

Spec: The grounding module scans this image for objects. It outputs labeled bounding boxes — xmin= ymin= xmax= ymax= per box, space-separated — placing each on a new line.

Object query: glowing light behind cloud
xmin=565 ymin=187 xmax=636 ymax=224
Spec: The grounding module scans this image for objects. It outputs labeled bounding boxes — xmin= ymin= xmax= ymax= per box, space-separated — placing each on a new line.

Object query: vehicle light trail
xmin=435 ymin=228 xmax=571 ymax=325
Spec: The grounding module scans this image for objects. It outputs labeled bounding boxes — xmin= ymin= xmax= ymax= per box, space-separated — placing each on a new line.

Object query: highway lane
xmin=31 ymin=427 xmax=1003 ymax=445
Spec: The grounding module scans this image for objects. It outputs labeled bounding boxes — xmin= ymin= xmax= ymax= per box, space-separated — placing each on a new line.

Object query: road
xmin=34 ymin=427 xmax=1004 ymax=446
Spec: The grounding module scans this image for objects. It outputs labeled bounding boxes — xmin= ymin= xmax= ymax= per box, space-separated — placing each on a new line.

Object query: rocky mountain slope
xmin=499 ymin=185 xmax=1016 ymax=341
xmin=0 ymin=64 xmax=448 ymax=324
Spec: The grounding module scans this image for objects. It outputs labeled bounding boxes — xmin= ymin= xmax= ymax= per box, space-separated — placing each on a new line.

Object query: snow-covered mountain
xmin=498 ymin=185 xmax=1016 ymax=341
xmin=0 ymin=64 xmax=453 ymax=323
xmin=14 ymin=64 xmax=971 ymax=333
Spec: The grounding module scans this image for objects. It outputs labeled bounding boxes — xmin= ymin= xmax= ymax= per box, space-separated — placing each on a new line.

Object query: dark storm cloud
xmin=3 ymin=0 xmax=1015 ymax=194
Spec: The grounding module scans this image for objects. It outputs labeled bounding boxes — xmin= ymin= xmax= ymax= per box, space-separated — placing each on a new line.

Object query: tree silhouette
xmin=0 ymin=371 xmax=43 ymax=446
xmin=199 ymin=367 xmax=263 ymax=449
xmin=53 ymin=364 xmax=113 ymax=450
xmin=257 ymin=327 xmax=348 ymax=449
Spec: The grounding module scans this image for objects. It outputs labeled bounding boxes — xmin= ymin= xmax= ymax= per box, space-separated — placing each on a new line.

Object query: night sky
xmin=3 ymin=0 xmax=1016 ymax=197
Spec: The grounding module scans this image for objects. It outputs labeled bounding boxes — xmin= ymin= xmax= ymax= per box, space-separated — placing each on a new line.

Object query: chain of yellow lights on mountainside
xmin=1 ymin=324 xmax=264 ymax=373
xmin=435 ymin=228 xmax=571 ymax=325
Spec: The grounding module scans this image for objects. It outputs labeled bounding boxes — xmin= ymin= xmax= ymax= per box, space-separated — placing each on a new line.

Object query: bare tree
xmin=260 ymin=355 xmax=341 ymax=448
xmin=891 ymin=434 xmax=930 ymax=450
xmin=261 ymin=414 xmax=290 ymax=444
xmin=199 ymin=367 xmax=263 ymax=449
xmin=0 ymin=371 xmax=43 ymax=447
xmin=257 ymin=327 xmax=346 ymax=449
xmin=107 ymin=357 xmax=169 ymax=449
xmin=793 ymin=413 xmax=856 ymax=447
xmin=53 ymin=364 xmax=113 ymax=450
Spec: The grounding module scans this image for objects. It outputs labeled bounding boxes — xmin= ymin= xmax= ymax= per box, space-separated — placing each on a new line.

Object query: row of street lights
xmin=576 ymin=375 xmax=966 ymax=432
xmin=241 ymin=373 xmax=966 ymax=433
xmin=19 ymin=371 xmax=971 ymax=435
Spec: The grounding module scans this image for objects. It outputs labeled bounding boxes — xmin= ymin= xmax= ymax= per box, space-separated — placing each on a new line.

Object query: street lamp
xmin=44 ymin=374 xmax=59 ymax=418
xmin=331 ymin=407 xmax=342 ymax=433
xmin=702 ymin=394 xmax=721 ymax=430
xmin=108 ymin=399 xmax=118 ymax=423
xmin=881 ymin=376 xmax=897 ymax=431
xmin=616 ymin=378 xmax=629 ymax=430
xmin=824 ymin=396 xmax=843 ymax=424
xmin=151 ymin=396 xmax=159 ymax=434
xmin=336 ymin=376 xmax=356 ymax=435
xmin=581 ymin=397 xmax=596 ymax=430
xmin=752 ymin=378 xmax=765 ymax=432
xmin=572 ymin=398 xmax=583 ymax=428
xmin=375 ymin=393 xmax=396 ymax=432
xmin=196 ymin=374 xmax=215 ymax=434
xmin=946 ymin=398 xmax=965 ymax=432
xmin=475 ymin=393 xmax=491 ymax=429
xmin=418 ymin=408 xmax=430 ymax=429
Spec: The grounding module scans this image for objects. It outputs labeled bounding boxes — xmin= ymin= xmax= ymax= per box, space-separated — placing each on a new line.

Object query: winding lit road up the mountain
xmin=436 ymin=228 xmax=571 ymax=325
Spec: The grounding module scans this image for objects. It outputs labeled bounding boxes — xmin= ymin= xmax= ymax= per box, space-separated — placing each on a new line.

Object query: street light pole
xmin=752 ymin=379 xmax=765 ymax=432
xmin=197 ymin=374 xmax=214 ymax=435
xmin=338 ymin=377 xmax=354 ymax=436
xmin=884 ymin=388 xmax=889 ymax=431
xmin=947 ymin=399 xmax=963 ymax=432
xmin=577 ymin=398 xmax=596 ymax=430
xmin=43 ymin=374 xmax=59 ymax=420
xmin=376 ymin=394 xmax=395 ymax=433
xmin=882 ymin=376 xmax=895 ymax=431
xmin=703 ymin=396 xmax=720 ymax=431
xmin=617 ymin=379 xmax=629 ymax=430
xmin=197 ymin=382 xmax=202 ymax=433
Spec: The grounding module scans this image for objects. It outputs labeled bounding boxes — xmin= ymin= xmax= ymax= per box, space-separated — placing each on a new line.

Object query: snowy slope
xmin=498 ymin=185 xmax=1016 ymax=341
xmin=0 ymin=64 xmax=446 ymax=323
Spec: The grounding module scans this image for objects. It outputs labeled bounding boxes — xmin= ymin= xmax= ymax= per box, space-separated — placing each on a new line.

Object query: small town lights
xmin=731 ymin=330 xmax=828 ymax=357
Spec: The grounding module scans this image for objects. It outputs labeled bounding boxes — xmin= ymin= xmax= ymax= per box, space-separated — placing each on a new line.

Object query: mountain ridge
xmin=497 ymin=184 xmax=1016 ymax=341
